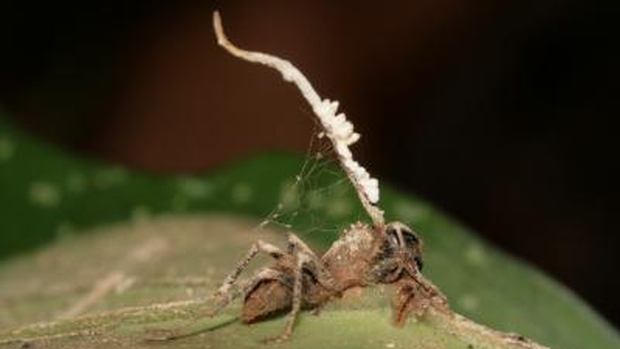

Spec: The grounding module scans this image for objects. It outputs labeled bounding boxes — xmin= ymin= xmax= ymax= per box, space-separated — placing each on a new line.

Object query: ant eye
xmin=402 ymin=229 xmax=420 ymax=247
xmin=414 ymin=256 xmax=424 ymax=271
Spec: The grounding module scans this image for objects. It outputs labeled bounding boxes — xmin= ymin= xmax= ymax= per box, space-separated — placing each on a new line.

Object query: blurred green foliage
xmin=0 ymin=111 xmax=619 ymax=349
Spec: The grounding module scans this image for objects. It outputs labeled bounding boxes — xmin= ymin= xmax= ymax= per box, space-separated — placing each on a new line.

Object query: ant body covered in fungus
xmin=208 ymin=12 xmax=447 ymax=342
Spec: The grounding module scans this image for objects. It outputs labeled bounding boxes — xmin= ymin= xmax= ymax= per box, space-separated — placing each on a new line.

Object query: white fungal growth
xmin=213 ymin=11 xmax=385 ymax=226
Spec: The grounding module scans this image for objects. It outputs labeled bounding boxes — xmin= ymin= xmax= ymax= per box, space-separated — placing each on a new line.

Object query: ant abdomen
xmin=242 ymin=279 xmax=292 ymax=323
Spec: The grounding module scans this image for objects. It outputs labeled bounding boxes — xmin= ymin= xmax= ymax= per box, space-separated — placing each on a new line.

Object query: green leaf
xmin=1 ymin=112 xmax=618 ymax=349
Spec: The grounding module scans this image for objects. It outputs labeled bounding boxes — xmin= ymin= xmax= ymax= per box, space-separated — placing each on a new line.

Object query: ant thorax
xmin=321 ymin=221 xmax=424 ymax=292
xmin=320 ymin=222 xmax=378 ymax=290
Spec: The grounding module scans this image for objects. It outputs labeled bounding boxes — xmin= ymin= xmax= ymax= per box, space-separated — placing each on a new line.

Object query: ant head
xmin=384 ymin=222 xmax=424 ymax=271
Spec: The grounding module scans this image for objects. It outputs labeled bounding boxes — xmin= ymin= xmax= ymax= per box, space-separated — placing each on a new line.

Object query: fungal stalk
xmin=213 ymin=11 xmax=385 ymax=227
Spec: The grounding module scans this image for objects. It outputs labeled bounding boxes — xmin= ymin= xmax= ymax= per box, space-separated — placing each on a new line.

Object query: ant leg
xmin=367 ymin=257 xmax=402 ymax=284
xmin=213 ymin=240 xmax=284 ymax=296
xmin=284 ymin=254 xmax=307 ymax=336
xmin=267 ymin=254 xmax=309 ymax=342
xmin=208 ymin=267 xmax=282 ymax=317
xmin=391 ymin=279 xmax=420 ymax=325
xmin=287 ymin=234 xmax=337 ymax=291
xmin=412 ymin=273 xmax=448 ymax=306
xmin=391 ymin=276 xmax=448 ymax=326
xmin=209 ymin=241 xmax=285 ymax=315
xmin=147 ymin=266 xmax=284 ymax=341
xmin=286 ymin=233 xmax=315 ymax=255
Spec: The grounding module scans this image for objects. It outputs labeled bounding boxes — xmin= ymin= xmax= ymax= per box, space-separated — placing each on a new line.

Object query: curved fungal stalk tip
xmin=212 ymin=11 xmax=385 ymax=227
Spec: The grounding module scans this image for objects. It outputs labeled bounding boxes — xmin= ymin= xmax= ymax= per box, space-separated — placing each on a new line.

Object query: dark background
xmin=1 ymin=1 xmax=617 ymax=327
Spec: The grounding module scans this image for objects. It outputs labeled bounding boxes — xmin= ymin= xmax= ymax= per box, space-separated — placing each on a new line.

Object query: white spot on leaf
xmin=231 ymin=183 xmax=252 ymax=204
xmin=94 ymin=167 xmax=127 ymax=188
xmin=326 ymin=198 xmax=352 ymax=218
xmin=307 ymin=191 xmax=324 ymax=209
xmin=178 ymin=178 xmax=213 ymax=199
xmin=56 ymin=221 xmax=75 ymax=238
xmin=393 ymin=200 xmax=429 ymax=222
xmin=465 ymin=244 xmax=487 ymax=266
xmin=66 ymin=173 xmax=87 ymax=193
xmin=115 ymin=276 xmax=136 ymax=294
xmin=131 ymin=206 xmax=151 ymax=224
xmin=279 ymin=180 xmax=299 ymax=210
xmin=171 ymin=194 xmax=189 ymax=211
xmin=0 ymin=136 xmax=15 ymax=162
xmin=29 ymin=182 xmax=61 ymax=208
xmin=459 ymin=294 xmax=480 ymax=311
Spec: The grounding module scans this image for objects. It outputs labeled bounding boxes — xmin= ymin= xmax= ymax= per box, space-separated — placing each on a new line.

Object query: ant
xmin=207 ymin=12 xmax=448 ymax=342
xmin=207 ymin=221 xmax=446 ymax=342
